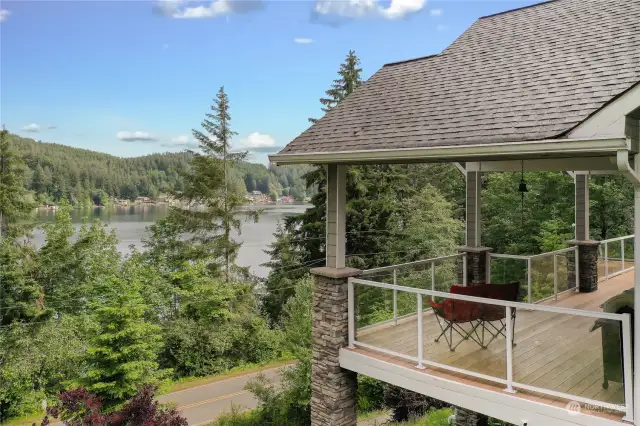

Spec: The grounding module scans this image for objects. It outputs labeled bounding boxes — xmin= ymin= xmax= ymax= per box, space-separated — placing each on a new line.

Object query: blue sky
xmin=0 ymin=0 xmax=538 ymax=163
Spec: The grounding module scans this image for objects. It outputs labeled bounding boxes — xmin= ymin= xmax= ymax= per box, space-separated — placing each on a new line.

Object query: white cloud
xmin=294 ymin=37 xmax=313 ymax=44
xmin=437 ymin=24 xmax=447 ymax=30
xmin=313 ymin=0 xmax=426 ymax=21
xmin=116 ymin=131 xmax=157 ymax=142
xmin=0 ymin=9 xmax=10 ymax=23
xmin=238 ymin=132 xmax=282 ymax=153
xmin=171 ymin=135 xmax=191 ymax=144
xmin=22 ymin=123 xmax=41 ymax=132
xmin=47 ymin=124 xmax=57 ymax=130
xmin=155 ymin=0 xmax=263 ymax=19
xmin=430 ymin=8 xmax=442 ymax=16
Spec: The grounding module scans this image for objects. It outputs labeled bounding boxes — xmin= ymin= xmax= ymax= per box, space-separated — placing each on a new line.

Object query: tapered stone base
xmin=567 ymin=240 xmax=600 ymax=293
xmin=457 ymin=246 xmax=493 ymax=285
xmin=310 ymin=267 xmax=361 ymax=426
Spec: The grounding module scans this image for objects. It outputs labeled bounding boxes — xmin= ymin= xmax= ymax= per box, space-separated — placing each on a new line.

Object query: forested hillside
xmin=11 ymin=134 xmax=313 ymax=206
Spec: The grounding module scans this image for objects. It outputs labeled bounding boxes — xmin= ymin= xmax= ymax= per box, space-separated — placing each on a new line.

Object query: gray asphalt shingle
xmin=279 ymin=0 xmax=640 ymax=155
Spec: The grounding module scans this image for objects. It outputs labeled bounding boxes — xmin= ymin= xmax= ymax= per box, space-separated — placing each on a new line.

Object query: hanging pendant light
xmin=519 ymin=160 xmax=528 ymax=193
xmin=519 ymin=160 xmax=527 ymax=225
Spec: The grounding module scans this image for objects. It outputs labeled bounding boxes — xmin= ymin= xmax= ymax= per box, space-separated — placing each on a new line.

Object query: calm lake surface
xmin=32 ymin=204 xmax=310 ymax=278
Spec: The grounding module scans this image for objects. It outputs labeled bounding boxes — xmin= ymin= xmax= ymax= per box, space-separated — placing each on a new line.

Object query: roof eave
xmin=269 ymin=137 xmax=630 ymax=166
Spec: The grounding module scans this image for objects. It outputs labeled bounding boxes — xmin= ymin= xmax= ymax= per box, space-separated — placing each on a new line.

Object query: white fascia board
xmin=465 ymin=157 xmax=622 ymax=173
xmin=269 ymin=137 xmax=628 ymax=166
xmin=340 ymin=349 xmax=626 ymax=426
xmin=568 ymin=83 xmax=640 ymax=140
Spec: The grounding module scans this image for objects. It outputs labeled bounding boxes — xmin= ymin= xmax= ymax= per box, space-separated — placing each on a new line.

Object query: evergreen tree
xmin=169 ymin=87 xmax=257 ymax=282
xmin=82 ymin=275 xmax=165 ymax=407
xmin=308 ymin=50 xmax=363 ymax=124
xmin=0 ymin=128 xmax=35 ymax=238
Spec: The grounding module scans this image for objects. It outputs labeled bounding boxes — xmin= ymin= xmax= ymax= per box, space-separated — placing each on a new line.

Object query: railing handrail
xmin=349 ymin=277 xmax=625 ymax=321
xmin=361 ymin=253 xmax=463 ymax=275
xmin=490 ymin=246 xmax=577 ymax=261
xmin=601 ymin=234 xmax=634 ymax=244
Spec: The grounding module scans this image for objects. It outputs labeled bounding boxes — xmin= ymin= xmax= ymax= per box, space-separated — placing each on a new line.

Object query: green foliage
xmin=81 ymin=274 xmax=166 ymax=407
xmin=0 ymin=316 xmax=91 ymax=422
xmin=168 ymin=87 xmax=258 ymax=282
xmin=357 ymin=376 xmax=385 ymax=413
xmin=309 ymin=50 xmax=363 ymax=123
xmin=0 ymin=128 xmax=36 ymax=238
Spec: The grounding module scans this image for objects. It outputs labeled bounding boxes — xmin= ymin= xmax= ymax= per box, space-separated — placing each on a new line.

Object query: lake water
xmin=32 ymin=204 xmax=310 ymax=278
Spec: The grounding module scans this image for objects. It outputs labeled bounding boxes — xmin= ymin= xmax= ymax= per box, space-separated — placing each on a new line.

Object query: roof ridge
xmin=383 ymin=54 xmax=440 ymax=67
xmin=479 ymin=0 xmax=559 ymax=19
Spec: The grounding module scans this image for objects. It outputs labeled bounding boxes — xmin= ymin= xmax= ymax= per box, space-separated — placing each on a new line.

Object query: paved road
xmin=158 ymin=366 xmax=285 ymax=426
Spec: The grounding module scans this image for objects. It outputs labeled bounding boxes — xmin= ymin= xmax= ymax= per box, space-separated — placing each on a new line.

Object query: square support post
xmin=326 ymin=164 xmax=347 ymax=269
xmin=574 ymin=172 xmax=590 ymax=241
xmin=465 ymin=171 xmax=482 ymax=248
xmin=460 ymin=171 xmax=492 ymax=285
xmin=310 ymin=267 xmax=361 ymax=426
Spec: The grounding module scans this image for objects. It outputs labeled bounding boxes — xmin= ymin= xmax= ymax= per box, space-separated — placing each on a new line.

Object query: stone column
xmin=310 ymin=267 xmax=361 ymax=426
xmin=567 ymin=240 xmax=600 ymax=293
xmin=457 ymin=246 xmax=493 ymax=285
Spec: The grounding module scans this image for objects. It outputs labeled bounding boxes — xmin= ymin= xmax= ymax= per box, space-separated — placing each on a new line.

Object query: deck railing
xmin=599 ymin=234 xmax=635 ymax=281
xmin=348 ymin=277 xmax=634 ymax=421
xmin=488 ymin=246 xmax=579 ymax=304
xmin=361 ymin=253 xmax=467 ymax=326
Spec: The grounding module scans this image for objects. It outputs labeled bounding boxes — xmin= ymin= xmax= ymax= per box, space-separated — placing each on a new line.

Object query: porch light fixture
xmin=519 ymin=160 xmax=528 ymax=225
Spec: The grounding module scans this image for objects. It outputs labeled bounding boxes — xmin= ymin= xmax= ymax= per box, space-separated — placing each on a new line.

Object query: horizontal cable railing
xmin=348 ymin=277 xmax=634 ymax=422
xmin=361 ymin=253 xmax=466 ymax=327
xmin=599 ymin=234 xmax=635 ymax=282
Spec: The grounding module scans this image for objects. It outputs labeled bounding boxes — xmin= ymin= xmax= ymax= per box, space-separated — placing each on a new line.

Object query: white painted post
xmin=622 ymin=239 xmax=625 ymax=271
xmin=348 ymin=278 xmax=355 ymax=349
xmin=416 ymin=294 xmax=424 ymax=369
xmin=393 ymin=269 xmax=398 ymax=326
xmin=326 ymin=164 xmax=347 ymax=269
xmin=605 ymin=241 xmax=609 ymax=279
xmin=553 ymin=254 xmax=558 ymax=300
xmin=527 ymin=258 xmax=532 ymax=304
xmin=622 ymin=314 xmax=634 ymax=422
xmin=462 ymin=255 xmax=468 ymax=286
xmin=505 ymin=306 xmax=515 ymax=394
xmin=634 ymin=186 xmax=640 ymax=422
xmin=431 ymin=261 xmax=436 ymax=291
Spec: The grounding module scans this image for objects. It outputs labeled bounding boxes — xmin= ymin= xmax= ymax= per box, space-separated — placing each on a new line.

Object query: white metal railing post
xmin=575 ymin=246 xmax=580 ymax=292
xmin=462 ymin=254 xmax=468 ymax=286
xmin=393 ymin=269 xmax=398 ymax=326
xmin=605 ymin=241 xmax=609 ymax=279
xmin=622 ymin=314 xmax=634 ymax=422
xmin=348 ymin=278 xmax=355 ymax=348
xmin=622 ymin=239 xmax=625 ymax=271
xmin=527 ymin=258 xmax=532 ymax=304
xmin=431 ymin=261 xmax=436 ymax=291
xmin=505 ymin=306 xmax=515 ymax=394
xmin=416 ymin=294 xmax=424 ymax=369
xmin=553 ymin=254 xmax=558 ymax=300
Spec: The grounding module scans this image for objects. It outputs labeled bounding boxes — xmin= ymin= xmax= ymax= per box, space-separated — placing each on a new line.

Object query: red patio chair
xmin=479 ymin=282 xmax=520 ymax=348
xmin=429 ymin=285 xmax=486 ymax=351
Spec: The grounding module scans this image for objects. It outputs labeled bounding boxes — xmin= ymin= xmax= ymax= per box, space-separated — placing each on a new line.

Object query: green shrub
xmin=357 ymin=375 xmax=385 ymax=413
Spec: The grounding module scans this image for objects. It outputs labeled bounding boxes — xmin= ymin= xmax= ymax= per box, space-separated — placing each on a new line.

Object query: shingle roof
xmin=278 ymin=0 xmax=640 ymax=156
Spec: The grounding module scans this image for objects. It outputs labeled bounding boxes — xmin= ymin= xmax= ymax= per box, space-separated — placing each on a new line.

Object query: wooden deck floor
xmin=354 ymin=271 xmax=635 ymax=423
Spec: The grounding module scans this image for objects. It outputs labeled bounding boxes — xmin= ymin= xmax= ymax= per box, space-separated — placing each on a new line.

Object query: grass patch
xmin=394 ymin=408 xmax=454 ymax=426
xmin=358 ymin=408 xmax=391 ymax=421
xmin=160 ymin=357 xmax=295 ymax=395
xmin=2 ymin=412 xmax=46 ymax=426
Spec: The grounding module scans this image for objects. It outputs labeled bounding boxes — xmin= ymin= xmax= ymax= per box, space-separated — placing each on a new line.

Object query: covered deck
xmin=347 ymin=270 xmax=634 ymax=424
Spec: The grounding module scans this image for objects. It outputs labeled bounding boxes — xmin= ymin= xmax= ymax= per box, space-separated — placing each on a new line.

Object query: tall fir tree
xmin=308 ymin=50 xmax=363 ymax=124
xmin=82 ymin=275 xmax=164 ymax=407
xmin=166 ymin=87 xmax=257 ymax=282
